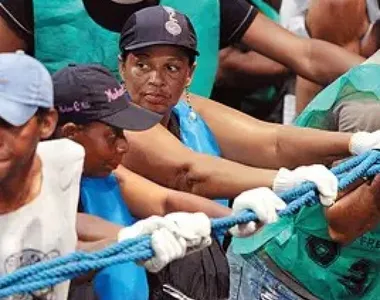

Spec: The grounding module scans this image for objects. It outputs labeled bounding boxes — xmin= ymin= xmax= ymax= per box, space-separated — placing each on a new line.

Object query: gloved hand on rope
xmin=229 ymin=187 xmax=286 ymax=237
xmin=118 ymin=216 xmax=187 ymax=273
xmin=273 ymin=164 xmax=338 ymax=207
xmin=164 ymin=212 xmax=212 ymax=254
xmin=229 ymin=164 xmax=338 ymax=237
xmin=349 ymin=130 xmax=380 ymax=155
xmin=117 ymin=213 xmax=212 ymax=272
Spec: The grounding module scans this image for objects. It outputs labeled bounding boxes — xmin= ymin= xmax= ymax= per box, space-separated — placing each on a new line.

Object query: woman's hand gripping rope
xmin=230 ymin=164 xmax=338 ymax=237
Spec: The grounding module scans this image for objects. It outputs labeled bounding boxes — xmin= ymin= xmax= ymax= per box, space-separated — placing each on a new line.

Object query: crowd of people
xmin=1 ymin=0 xmax=380 ymax=300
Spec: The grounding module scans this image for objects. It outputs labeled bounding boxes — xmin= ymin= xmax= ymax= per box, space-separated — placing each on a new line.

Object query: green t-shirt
xmin=233 ymin=205 xmax=380 ymax=300
xmin=294 ymin=64 xmax=380 ymax=129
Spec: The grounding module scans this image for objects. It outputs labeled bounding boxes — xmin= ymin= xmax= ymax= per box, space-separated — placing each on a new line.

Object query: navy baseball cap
xmin=53 ymin=64 xmax=162 ymax=131
xmin=82 ymin=0 xmax=154 ymax=32
xmin=119 ymin=6 xmax=199 ymax=56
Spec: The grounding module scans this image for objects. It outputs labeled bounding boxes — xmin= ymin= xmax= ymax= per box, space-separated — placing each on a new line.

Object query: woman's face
xmin=120 ymin=45 xmax=195 ymax=115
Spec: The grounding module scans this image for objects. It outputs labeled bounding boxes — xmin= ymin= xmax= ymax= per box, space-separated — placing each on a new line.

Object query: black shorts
xmin=148 ymin=240 xmax=230 ymax=300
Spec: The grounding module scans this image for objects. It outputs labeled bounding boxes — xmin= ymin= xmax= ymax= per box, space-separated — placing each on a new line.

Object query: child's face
xmin=75 ymin=122 xmax=128 ymax=177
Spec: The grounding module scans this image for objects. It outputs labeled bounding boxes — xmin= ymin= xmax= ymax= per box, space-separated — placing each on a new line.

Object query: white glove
xmin=349 ymin=130 xmax=380 ymax=155
xmin=117 ymin=216 xmax=179 ymax=241
xmin=144 ymin=227 xmax=187 ymax=273
xmin=118 ymin=216 xmax=187 ymax=273
xmin=229 ymin=187 xmax=286 ymax=237
xmin=272 ymin=165 xmax=338 ymax=207
xmin=164 ymin=212 xmax=212 ymax=253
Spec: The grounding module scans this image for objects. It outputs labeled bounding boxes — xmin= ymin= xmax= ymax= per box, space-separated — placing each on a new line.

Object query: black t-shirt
xmin=219 ymin=0 xmax=258 ymax=48
xmin=0 ymin=0 xmax=258 ymax=53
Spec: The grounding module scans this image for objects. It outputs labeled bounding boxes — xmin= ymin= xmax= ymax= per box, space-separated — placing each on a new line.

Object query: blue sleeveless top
xmin=172 ymin=100 xmax=229 ymax=208
xmin=80 ymin=175 xmax=149 ymax=300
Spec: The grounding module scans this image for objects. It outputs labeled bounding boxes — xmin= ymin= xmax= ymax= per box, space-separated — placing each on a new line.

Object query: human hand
xmin=349 ymin=130 xmax=380 ymax=155
xmin=118 ymin=216 xmax=187 ymax=273
xmin=229 ymin=187 xmax=286 ymax=237
xmin=164 ymin=212 xmax=212 ymax=254
xmin=273 ymin=165 xmax=338 ymax=207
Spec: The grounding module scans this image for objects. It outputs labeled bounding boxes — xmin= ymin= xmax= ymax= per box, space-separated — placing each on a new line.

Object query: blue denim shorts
xmin=227 ymin=248 xmax=304 ymax=300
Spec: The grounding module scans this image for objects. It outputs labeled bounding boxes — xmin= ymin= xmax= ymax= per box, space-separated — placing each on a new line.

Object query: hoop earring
xmin=185 ymin=86 xmax=197 ymax=121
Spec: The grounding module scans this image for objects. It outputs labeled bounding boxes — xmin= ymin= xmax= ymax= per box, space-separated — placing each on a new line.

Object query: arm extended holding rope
xmin=124 ymin=125 xmax=278 ymax=199
xmin=114 ymin=165 xmax=232 ymax=218
xmin=230 ymin=151 xmax=380 ymax=244
xmin=191 ymin=96 xmax=380 ymax=171
xmin=76 ymin=212 xmax=213 ymax=273
xmin=191 ymin=96 xmax=353 ymax=169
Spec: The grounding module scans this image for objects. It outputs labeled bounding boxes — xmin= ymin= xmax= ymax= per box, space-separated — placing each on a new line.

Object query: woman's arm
xmin=123 ymin=126 xmax=277 ymax=199
xmin=114 ymin=165 xmax=232 ymax=218
xmin=190 ymin=94 xmax=352 ymax=169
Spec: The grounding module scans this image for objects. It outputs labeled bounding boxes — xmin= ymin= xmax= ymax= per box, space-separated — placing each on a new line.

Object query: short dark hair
xmin=120 ymin=47 xmax=196 ymax=66
xmin=183 ymin=49 xmax=196 ymax=66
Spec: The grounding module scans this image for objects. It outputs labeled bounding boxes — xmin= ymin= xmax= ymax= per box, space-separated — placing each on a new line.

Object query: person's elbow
xmin=172 ymin=160 xmax=208 ymax=196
